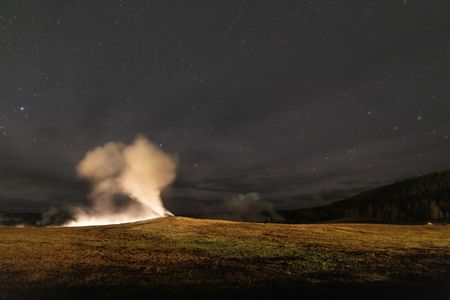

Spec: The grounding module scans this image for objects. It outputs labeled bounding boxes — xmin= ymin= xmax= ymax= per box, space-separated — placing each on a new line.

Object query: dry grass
xmin=0 ymin=217 xmax=449 ymax=299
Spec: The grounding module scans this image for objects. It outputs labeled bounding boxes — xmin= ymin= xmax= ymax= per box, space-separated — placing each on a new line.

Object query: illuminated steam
xmin=65 ymin=136 xmax=176 ymax=227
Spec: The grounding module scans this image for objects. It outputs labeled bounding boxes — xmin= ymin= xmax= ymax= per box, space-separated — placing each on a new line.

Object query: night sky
xmin=1 ymin=1 xmax=449 ymax=215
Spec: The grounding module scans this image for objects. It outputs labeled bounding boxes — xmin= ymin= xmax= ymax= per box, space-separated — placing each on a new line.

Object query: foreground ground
xmin=0 ymin=217 xmax=449 ymax=299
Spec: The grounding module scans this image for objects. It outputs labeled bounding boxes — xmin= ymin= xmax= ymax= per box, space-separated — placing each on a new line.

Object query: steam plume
xmin=65 ymin=136 xmax=176 ymax=226
xmin=226 ymin=193 xmax=284 ymax=222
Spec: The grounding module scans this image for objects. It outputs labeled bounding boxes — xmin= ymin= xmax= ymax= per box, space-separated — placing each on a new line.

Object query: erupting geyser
xmin=64 ymin=136 xmax=177 ymax=227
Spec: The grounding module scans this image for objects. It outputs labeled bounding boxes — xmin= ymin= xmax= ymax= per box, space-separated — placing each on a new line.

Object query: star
xmin=0 ymin=126 xmax=6 ymax=136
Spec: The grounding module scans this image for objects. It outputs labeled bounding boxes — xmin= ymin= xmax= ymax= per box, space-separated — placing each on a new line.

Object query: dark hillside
xmin=281 ymin=171 xmax=450 ymax=223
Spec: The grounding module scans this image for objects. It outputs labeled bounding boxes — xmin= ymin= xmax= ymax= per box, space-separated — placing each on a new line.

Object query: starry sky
xmin=0 ymin=1 xmax=449 ymax=215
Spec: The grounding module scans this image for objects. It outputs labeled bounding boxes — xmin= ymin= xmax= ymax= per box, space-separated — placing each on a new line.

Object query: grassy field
xmin=0 ymin=217 xmax=449 ymax=299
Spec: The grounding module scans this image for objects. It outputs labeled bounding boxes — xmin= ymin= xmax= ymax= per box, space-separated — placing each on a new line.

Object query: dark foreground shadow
xmin=2 ymin=283 xmax=449 ymax=300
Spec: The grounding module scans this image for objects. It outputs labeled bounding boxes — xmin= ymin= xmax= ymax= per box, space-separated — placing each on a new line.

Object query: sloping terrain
xmin=0 ymin=217 xmax=449 ymax=299
xmin=281 ymin=170 xmax=450 ymax=223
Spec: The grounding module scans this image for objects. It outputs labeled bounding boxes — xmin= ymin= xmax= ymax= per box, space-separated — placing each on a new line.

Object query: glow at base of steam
xmin=65 ymin=210 xmax=174 ymax=227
